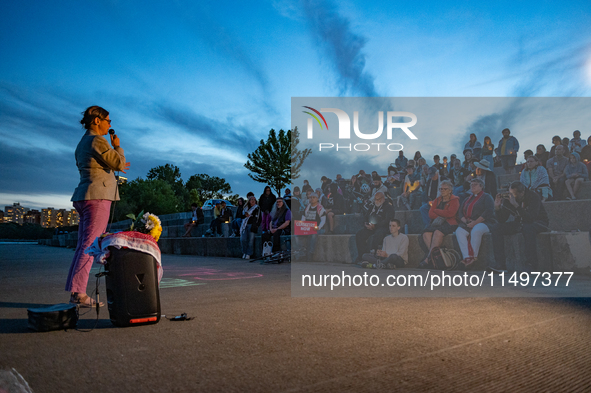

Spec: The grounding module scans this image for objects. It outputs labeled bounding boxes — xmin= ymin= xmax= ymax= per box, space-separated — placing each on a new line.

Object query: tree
xmin=186 ymin=173 xmax=232 ymax=202
xmin=244 ymin=128 xmax=290 ymax=195
xmin=290 ymin=126 xmax=312 ymax=181
xmin=146 ymin=164 xmax=190 ymax=210
xmin=227 ymin=194 xmax=241 ymax=205
xmin=115 ymin=178 xmax=181 ymax=220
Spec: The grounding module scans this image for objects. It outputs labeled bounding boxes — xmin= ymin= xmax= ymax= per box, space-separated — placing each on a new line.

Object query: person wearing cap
xmin=473 ymin=159 xmax=498 ymax=199
xmin=569 ymin=130 xmax=587 ymax=154
xmin=496 ymin=128 xmax=520 ymax=174
xmin=464 ymin=133 xmax=482 ymax=161
xmin=419 ymin=167 xmax=446 ymax=226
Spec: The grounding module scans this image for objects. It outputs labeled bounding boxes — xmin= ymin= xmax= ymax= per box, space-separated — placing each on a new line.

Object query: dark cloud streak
xmin=301 ymin=0 xmax=378 ymax=97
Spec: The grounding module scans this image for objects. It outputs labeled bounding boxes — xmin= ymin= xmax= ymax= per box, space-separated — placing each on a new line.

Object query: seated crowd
xmin=184 ymin=128 xmax=588 ymax=269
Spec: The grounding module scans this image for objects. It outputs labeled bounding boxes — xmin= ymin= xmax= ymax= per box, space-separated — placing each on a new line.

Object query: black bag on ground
xmin=427 ymin=247 xmax=462 ymax=270
xmin=27 ymin=303 xmax=78 ymax=332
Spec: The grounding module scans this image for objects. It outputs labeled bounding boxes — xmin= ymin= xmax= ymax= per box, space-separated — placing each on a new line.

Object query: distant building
xmin=0 ymin=210 xmax=4 ymax=222
xmin=4 ymin=203 xmax=29 ymax=225
xmin=24 ymin=209 xmax=41 ymax=225
xmin=42 ymin=207 xmax=56 ymax=228
xmin=41 ymin=207 xmax=79 ymax=228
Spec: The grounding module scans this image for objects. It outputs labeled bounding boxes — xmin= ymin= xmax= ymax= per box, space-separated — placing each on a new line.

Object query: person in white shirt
xmin=361 ymin=219 xmax=409 ymax=269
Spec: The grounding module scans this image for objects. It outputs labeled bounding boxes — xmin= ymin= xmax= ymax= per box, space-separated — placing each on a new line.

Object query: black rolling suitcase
xmin=104 ymin=247 xmax=161 ymax=327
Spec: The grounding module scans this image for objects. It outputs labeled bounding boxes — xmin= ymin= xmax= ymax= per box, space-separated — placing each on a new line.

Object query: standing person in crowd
xmin=535 ymin=144 xmax=550 ymax=168
xmin=67 ymin=105 xmax=129 ymax=307
xmin=496 ymin=128 xmax=520 ymax=174
xmin=325 ymin=183 xmax=345 ymax=234
xmin=489 ymin=182 xmax=549 ymax=273
xmin=473 ymin=159 xmax=498 ymax=198
xmin=335 ymin=174 xmax=348 ymax=190
xmin=442 ymin=156 xmax=450 ymax=177
xmin=462 ymin=150 xmax=475 ymax=170
xmin=240 ymin=196 xmax=260 ymax=260
xmin=413 ymin=151 xmax=423 ymax=167
xmin=419 ymin=167 xmax=444 ymax=226
xmin=419 ymin=164 xmax=430 ymax=191
xmin=269 ymin=198 xmax=291 ymax=252
xmin=395 ymin=150 xmax=408 ymax=170
xmin=291 ymin=187 xmax=304 ymax=220
xmin=432 ymin=155 xmax=445 ymax=177
xmin=449 ymin=154 xmax=458 ymax=168
xmin=520 ymin=156 xmax=552 ymax=201
xmin=450 ymin=159 xmax=469 ymax=196
xmin=355 ymin=192 xmax=394 ymax=263
xmin=418 ymin=181 xmax=459 ymax=268
xmin=564 ymin=152 xmax=589 ymax=200
xmin=454 ymin=179 xmax=496 ymax=269
xmin=361 ymin=219 xmax=409 ymax=269
xmin=580 ymin=136 xmax=591 ymax=173
xmin=569 ymin=130 xmax=587 ymax=153
xmin=259 ymin=186 xmax=276 ymax=232
xmin=464 ymin=133 xmax=482 ymax=160
xmin=283 ymin=188 xmax=292 ymax=209
xmin=184 ymin=202 xmax=205 ymax=237
xmin=548 ymin=135 xmax=562 ymax=158
xmin=482 ymin=136 xmax=495 ymax=169
xmin=230 ymin=198 xmax=246 ymax=237
xmin=546 ymin=145 xmax=569 ymax=200
xmin=302 ymin=180 xmax=313 ymax=194
xmin=296 ymin=192 xmax=327 ymax=261
xmin=397 ymin=165 xmax=422 ymax=210
xmin=320 ymin=176 xmax=332 ymax=196
xmin=561 ymin=137 xmax=570 ymax=153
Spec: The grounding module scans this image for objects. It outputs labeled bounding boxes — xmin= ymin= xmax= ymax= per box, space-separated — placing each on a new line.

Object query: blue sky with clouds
xmin=1 ymin=0 xmax=591 ymax=210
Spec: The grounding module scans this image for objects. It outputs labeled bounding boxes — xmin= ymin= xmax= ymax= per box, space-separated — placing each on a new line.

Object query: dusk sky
xmin=1 ymin=1 xmax=591 ymax=210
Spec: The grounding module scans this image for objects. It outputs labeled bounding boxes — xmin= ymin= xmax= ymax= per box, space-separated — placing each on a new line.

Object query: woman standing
xmin=230 ymin=197 xmax=246 ymax=237
xmin=481 ymin=136 xmax=495 ymax=169
xmin=67 ymin=106 xmax=130 ymax=307
xmin=240 ymin=196 xmax=261 ymax=260
xmin=258 ymin=186 xmax=276 ymax=232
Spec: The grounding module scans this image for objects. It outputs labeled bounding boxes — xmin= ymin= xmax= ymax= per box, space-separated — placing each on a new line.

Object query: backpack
xmin=427 ymin=247 xmax=462 ymax=270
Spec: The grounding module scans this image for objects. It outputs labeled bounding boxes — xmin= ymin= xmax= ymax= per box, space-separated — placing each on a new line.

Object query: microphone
xmin=109 ymin=129 xmax=115 ymax=135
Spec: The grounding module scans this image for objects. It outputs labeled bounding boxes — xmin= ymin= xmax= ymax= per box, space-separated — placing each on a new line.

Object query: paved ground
xmin=1 ymin=244 xmax=591 ymax=393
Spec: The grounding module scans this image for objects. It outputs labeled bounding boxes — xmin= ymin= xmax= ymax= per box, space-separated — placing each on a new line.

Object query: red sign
xmin=294 ymin=220 xmax=318 ymax=235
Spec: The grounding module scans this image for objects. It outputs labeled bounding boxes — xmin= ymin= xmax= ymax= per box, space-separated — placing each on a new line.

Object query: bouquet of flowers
xmin=126 ymin=210 xmax=162 ymax=242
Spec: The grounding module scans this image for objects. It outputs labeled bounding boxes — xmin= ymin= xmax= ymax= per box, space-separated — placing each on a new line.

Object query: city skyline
xmin=2 ymin=1 xmax=591 ymax=210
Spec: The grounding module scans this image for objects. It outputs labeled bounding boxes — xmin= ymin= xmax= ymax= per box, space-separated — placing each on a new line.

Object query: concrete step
xmin=298 ymin=231 xmax=590 ymax=273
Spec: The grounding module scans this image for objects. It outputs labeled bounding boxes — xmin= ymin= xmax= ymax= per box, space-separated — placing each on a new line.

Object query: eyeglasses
xmin=100 ymin=118 xmax=111 ymax=125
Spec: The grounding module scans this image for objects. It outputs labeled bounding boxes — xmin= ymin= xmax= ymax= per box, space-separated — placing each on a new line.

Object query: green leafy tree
xmin=227 ymin=194 xmax=241 ymax=205
xmin=115 ymin=178 xmax=180 ymax=220
xmin=290 ymin=126 xmax=311 ymax=181
xmin=146 ymin=164 xmax=189 ymax=210
xmin=186 ymin=174 xmax=232 ymax=202
xmin=244 ymin=128 xmax=290 ymax=195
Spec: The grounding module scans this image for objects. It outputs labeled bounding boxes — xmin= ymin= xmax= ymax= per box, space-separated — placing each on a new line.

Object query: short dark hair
xmin=434 ymin=155 xmax=440 ymax=160
xmin=191 ymin=203 xmax=198 ymax=208
xmin=390 ymin=218 xmax=401 ymax=226
xmin=509 ymin=181 xmax=526 ymax=193
xmin=524 ymin=149 xmax=533 ymax=157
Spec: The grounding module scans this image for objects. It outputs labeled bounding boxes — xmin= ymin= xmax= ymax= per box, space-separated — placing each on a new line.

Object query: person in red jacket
xmin=418 ymin=181 xmax=460 ymax=267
